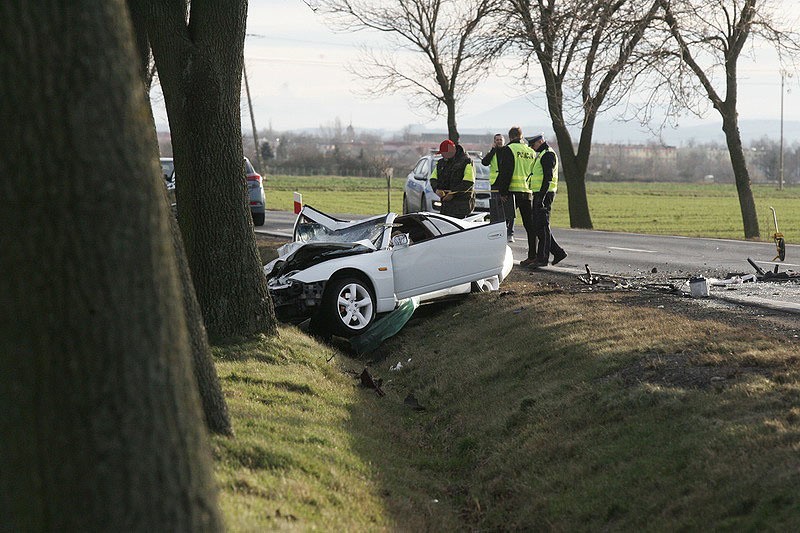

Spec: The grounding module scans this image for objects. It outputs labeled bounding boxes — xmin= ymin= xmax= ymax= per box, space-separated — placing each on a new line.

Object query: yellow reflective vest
xmin=529 ymin=146 xmax=559 ymax=193
xmin=508 ymin=142 xmax=536 ymax=193
xmin=488 ymin=153 xmax=499 ymax=185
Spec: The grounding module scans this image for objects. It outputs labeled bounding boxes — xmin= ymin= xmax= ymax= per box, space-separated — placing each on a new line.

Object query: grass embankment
xmin=211 ymin=238 xmax=800 ymax=530
xmin=265 ymin=175 xmax=800 ymax=242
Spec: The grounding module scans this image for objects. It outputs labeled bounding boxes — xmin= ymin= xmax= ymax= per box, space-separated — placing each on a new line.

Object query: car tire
xmin=402 ymin=193 xmax=409 ymax=214
xmin=320 ymin=276 xmax=376 ymax=338
xmin=252 ymin=212 xmax=265 ymax=226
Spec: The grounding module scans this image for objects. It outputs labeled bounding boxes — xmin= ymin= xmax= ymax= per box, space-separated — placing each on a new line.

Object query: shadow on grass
xmin=337 ymin=271 xmax=800 ymax=530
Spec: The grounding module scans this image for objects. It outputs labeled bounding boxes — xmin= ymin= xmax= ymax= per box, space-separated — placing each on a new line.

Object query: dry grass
xmin=213 ymin=237 xmax=800 ymax=530
xmin=366 ymin=269 xmax=800 ymax=530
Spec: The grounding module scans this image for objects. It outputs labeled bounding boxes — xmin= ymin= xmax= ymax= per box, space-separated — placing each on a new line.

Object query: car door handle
xmin=488 ymin=232 xmax=504 ymax=240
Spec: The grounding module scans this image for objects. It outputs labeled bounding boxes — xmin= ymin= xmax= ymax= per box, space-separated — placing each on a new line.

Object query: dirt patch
xmin=599 ymin=351 xmax=775 ymax=390
xmin=507 ymin=266 xmax=800 ymax=342
xmin=501 ymin=265 xmax=799 ymax=390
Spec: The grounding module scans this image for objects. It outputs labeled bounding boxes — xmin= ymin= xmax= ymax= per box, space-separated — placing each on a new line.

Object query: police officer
xmin=482 ymin=133 xmax=516 ymax=241
xmin=528 ymin=133 xmax=567 ymax=267
xmin=495 ymin=126 xmax=537 ymax=266
xmin=431 ymin=139 xmax=475 ymax=218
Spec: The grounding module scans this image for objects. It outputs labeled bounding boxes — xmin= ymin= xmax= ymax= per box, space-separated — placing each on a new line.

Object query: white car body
xmin=403 ymin=151 xmax=491 ymax=215
xmin=264 ymin=206 xmax=513 ymax=337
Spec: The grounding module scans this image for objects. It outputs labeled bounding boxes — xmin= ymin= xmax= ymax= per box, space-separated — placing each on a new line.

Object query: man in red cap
xmin=430 ymin=139 xmax=475 ymax=218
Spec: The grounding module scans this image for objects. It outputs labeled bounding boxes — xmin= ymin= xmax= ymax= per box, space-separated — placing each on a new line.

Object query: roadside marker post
xmin=293 ymin=191 xmax=302 ymax=214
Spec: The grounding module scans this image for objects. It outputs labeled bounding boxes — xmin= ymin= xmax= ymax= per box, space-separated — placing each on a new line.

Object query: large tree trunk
xmin=126 ymin=0 xmax=233 ymax=435
xmin=721 ymin=110 xmax=760 ymax=239
xmin=546 ymin=76 xmax=594 ymax=229
xmin=169 ymin=215 xmax=233 ymax=435
xmin=0 ymin=2 xmax=222 ymax=530
xmin=140 ymin=1 xmax=277 ymax=341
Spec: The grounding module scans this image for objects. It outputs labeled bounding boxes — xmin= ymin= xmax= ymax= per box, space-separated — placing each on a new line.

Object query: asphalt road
xmin=256 ymin=209 xmax=800 ymax=314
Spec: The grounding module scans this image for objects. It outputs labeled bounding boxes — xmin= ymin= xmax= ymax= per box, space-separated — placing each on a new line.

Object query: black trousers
xmin=511 ymin=191 xmax=535 ymax=260
xmin=534 ymin=191 xmax=565 ymax=262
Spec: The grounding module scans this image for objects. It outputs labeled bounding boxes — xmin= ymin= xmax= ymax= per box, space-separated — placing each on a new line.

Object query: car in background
xmin=263 ymin=206 xmax=513 ymax=338
xmin=402 ymin=150 xmax=491 ymax=215
xmin=244 ymin=157 xmax=266 ymax=226
xmin=159 ymin=156 xmax=266 ymax=226
xmin=160 ymin=157 xmax=175 ymax=187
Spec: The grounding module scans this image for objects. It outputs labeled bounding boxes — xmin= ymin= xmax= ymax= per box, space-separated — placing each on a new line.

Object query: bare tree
xmin=502 ymin=0 xmax=662 ymax=229
xmin=652 ymin=0 xmax=800 ymax=239
xmin=311 ymin=0 xmax=499 ymax=142
xmin=1 ymin=1 xmax=222 ymax=529
xmin=130 ymin=1 xmax=277 ymax=340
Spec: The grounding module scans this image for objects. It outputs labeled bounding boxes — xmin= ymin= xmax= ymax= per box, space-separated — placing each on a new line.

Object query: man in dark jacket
xmin=495 ymin=126 xmax=538 ymax=265
xmin=528 ymin=133 xmax=567 ymax=267
xmin=482 ymin=133 xmax=515 ymax=241
xmin=430 ymin=139 xmax=475 ymax=218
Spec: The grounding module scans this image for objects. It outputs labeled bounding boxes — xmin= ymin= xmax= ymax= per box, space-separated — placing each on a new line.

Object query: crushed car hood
xmin=265 ymin=241 xmax=375 ymax=279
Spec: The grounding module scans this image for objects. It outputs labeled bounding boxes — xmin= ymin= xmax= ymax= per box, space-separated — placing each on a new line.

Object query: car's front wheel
xmin=320 ymin=276 xmax=376 ymax=338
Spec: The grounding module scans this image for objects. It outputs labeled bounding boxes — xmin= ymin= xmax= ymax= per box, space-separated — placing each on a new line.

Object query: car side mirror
xmin=391 ymin=233 xmax=410 ymax=248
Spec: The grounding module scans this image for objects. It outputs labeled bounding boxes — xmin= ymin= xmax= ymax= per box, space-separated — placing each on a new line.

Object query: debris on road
xmin=576 ymin=260 xmax=799 ymax=303
xmin=577 ymin=264 xmax=630 ymax=288
xmin=689 ymin=276 xmax=709 ymax=298
xmin=746 ymin=257 xmax=799 ymax=281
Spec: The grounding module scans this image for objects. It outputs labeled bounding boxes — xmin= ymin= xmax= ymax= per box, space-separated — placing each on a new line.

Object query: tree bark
xmin=545 ymin=70 xmax=594 ymax=228
xmin=169 ymin=215 xmax=234 ymax=435
xmin=138 ymin=0 xmax=277 ymax=341
xmin=446 ymin=98 xmax=460 ymax=143
xmin=126 ymin=0 xmax=233 ymax=435
xmin=721 ymin=110 xmax=760 ymax=239
xmin=0 ymin=1 xmax=222 ymax=530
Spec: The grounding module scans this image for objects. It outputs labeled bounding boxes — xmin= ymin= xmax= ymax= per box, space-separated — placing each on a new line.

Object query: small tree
xmin=260 ymin=140 xmax=275 ymax=160
xmin=311 ymin=0 xmax=500 ymax=143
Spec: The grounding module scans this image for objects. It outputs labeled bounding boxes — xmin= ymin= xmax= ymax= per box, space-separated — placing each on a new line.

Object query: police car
xmin=402 ymin=150 xmax=491 ymax=215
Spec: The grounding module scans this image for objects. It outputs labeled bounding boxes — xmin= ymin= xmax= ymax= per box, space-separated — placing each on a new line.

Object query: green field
xmin=265 ymin=175 xmax=799 ymax=242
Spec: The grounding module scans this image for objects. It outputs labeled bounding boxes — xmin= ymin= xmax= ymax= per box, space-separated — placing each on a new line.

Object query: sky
xmin=149 ymin=0 xmax=800 ymax=140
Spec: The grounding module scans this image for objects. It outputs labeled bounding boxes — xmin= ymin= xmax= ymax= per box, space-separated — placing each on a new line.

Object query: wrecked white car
xmin=263 ymin=206 xmax=514 ymax=337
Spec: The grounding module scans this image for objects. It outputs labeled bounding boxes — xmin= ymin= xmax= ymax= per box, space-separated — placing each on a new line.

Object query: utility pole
xmin=780 ymin=71 xmax=785 ymax=191
xmin=243 ymin=62 xmax=263 ymax=173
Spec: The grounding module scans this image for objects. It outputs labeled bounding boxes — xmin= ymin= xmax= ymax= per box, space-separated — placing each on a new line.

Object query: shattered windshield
xmin=295 ymin=215 xmax=387 ymax=247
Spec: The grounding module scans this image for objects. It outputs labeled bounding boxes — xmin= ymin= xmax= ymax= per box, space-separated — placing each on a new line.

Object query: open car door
xmin=391 ymin=220 xmax=507 ymax=300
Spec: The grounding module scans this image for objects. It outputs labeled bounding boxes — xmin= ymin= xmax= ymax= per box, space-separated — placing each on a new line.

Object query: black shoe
xmin=526 ymin=259 xmax=549 ymax=269
xmin=551 ymin=250 xmax=567 ymax=265
xmin=519 ymin=258 xmax=537 ymax=267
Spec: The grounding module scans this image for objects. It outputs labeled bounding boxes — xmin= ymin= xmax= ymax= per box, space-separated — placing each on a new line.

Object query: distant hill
xmin=451 ymin=96 xmax=800 ymax=146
